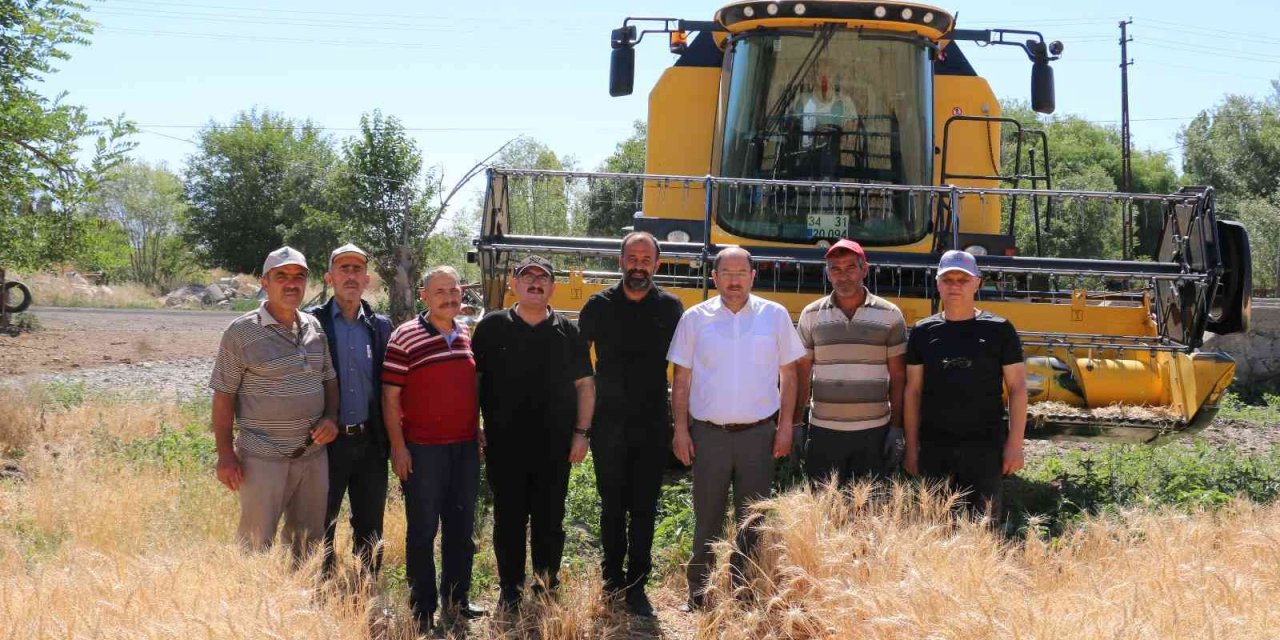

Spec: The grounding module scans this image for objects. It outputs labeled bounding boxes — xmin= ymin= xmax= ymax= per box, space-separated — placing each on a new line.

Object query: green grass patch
xmin=1218 ymin=389 xmax=1280 ymax=424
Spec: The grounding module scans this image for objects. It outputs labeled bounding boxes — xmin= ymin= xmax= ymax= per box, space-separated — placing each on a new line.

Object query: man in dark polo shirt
xmin=904 ymin=250 xmax=1028 ymax=519
xmin=383 ymin=265 xmax=486 ymax=632
xmin=306 ymin=243 xmax=393 ymax=579
xmin=472 ymin=254 xmax=595 ymax=613
xmin=578 ymin=231 xmax=684 ymax=617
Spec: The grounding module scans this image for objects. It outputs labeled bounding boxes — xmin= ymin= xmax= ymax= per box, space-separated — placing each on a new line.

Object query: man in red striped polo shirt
xmin=382 ymin=265 xmax=486 ymax=633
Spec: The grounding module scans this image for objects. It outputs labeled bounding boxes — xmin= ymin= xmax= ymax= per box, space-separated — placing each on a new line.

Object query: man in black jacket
xmin=306 ymin=243 xmax=393 ymax=577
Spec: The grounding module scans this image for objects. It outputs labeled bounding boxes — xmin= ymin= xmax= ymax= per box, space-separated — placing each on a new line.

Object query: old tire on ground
xmin=3 ymin=281 xmax=32 ymax=313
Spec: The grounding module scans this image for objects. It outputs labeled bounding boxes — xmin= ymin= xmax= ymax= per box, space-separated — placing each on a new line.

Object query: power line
xmin=93 ymin=25 xmax=583 ymax=50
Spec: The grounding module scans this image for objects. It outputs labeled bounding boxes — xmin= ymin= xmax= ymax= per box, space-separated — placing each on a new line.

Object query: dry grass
xmin=701 ymin=482 xmax=1280 ymax=639
xmin=7 ymin=387 xmax=1280 ymax=638
xmin=16 ymin=273 xmax=163 ymax=309
xmin=1030 ymin=400 xmax=1182 ymax=421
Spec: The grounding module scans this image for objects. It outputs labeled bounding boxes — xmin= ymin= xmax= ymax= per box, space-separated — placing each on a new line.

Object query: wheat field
xmin=3 ymin=385 xmax=1280 ymax=639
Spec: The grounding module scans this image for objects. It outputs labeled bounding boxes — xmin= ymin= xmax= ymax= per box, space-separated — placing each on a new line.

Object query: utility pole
xmin=1119 ymin=18 xmax=1134 ymax=258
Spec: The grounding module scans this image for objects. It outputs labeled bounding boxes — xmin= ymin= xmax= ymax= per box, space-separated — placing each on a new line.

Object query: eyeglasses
xmin=940 ymin=357 xmax=972 ymax=370
xmin=288 ymin=432 xmax=314 ymax=459
xmin=518 ymin=273 xmax=552 ymax=285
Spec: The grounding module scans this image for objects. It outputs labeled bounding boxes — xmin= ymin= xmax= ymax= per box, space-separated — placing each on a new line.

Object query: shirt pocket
xmin=748 ymin=332 xmax=777 ymax=369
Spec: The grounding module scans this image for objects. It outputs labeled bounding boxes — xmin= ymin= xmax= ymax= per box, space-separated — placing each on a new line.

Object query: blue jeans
xmin=403 ymin=440 xmax=480 ymax=616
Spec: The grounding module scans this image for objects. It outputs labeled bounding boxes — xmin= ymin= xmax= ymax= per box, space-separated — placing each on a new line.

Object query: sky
xmin=44 ymin=0 xmax=1280 ymax=203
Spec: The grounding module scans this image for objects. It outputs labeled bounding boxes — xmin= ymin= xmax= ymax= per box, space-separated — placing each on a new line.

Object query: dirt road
xmin=0 ymin=306 xmax=239 ymax=376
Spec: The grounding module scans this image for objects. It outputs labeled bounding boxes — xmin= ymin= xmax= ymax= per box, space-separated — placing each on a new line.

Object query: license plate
xmin=807 ymin=214 xmax=848 ymax=238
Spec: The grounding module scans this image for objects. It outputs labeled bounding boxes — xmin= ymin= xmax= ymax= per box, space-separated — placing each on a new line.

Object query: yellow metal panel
xmin=933 ymin=75 xmax=1002 ymax=236
xmin=643 ymin=67 xmax=720 ymax=223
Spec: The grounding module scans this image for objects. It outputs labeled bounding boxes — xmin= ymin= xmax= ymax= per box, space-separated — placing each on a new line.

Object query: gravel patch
xmin=1 ymin=357 xmax=215 ymax=403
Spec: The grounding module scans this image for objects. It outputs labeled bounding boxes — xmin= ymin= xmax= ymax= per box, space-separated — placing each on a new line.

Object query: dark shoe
xmin=497 ymin=588 xmax=522 ymax=614
xmin=412 ymin=609 xmax=434 ymax=634
xmin=677 ymin=593 xmax=705 ymax=614
xmin=625 ymin=588 xmax=656 ymax=618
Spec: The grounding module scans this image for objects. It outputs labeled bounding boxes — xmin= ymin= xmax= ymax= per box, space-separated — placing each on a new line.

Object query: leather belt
xmin=338 ymin=422 xmax=366 ymax=436
xmin=695 ymin=417 xmax=771 ymax=433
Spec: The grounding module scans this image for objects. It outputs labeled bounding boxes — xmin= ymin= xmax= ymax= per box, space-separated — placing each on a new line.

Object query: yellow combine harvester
xmin=471 ymin=0 xmax=1253 ymax=443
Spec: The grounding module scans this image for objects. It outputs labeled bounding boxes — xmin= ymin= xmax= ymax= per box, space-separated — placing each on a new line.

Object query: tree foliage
xmin=330 ymin=110 xmax=438 ymax=324
xmin=182 ymin=109 xmax=338 ymax=275
xmin=585 ymin=120 xmax=646 ymax=237
xmin=0 ymin=0 xmax=135 ymax=270
xmin=90 ymin=160 xmax=195 ymax=288
xmin=494 ymin=136 xmax=582 ymax=237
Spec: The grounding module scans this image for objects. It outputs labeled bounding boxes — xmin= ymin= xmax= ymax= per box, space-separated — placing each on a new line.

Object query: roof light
xmin=743 ymin=5 xmax=755 ymax=17
xmin=766 ymin=3 xmax=778 ymax=15
xmin=923 ymin=11 xmax=934 ymax=23
xmin=873 ymin=6 xmax=887 ymax=18
xmin=794 ymin=3 xmax=806 ymax=15
xmin=901 ymin=8 xmax=913 ymax=19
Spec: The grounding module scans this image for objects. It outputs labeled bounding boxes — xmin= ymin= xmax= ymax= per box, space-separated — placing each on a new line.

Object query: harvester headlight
xmin=923 ymin=11 xmax=934 ymax=23
xmin=794 ymin=3 xmax=806 ymax=15
xmin=964 ymin=244 xmax=989 ymax=256
xmin=767 ymin=3 xmax=778 ymax=15
xmin=901 ymin=8 xmax=913 ymax=19
xmin=874 ymin=6 xmax=887 ymax=18
xmin=667 ymin=230 xmax=691 ymax=243
xmin=743 ymin=5 xmax=755 ymax=17
xmin=815 ymin=239 xmax=831 ymax=249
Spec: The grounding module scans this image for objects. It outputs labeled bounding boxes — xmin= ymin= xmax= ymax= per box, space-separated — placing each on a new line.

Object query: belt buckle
xmin=340 ymin=423 xmax=365 ymax=436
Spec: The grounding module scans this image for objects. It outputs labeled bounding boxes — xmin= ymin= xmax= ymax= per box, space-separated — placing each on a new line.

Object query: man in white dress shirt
xmin=667 ymin=246 xmax=806 ymax=611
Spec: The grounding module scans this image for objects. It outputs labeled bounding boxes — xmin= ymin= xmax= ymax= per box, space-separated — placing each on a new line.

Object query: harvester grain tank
xmin=472 ymin=0 xmax=1252 ymax=443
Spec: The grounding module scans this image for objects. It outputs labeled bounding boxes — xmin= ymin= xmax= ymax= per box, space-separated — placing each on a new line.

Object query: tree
xmin=586 ymin=121 xmax=646 ymax=237
xmin=89 ymin=160 xmax=193 ymax=288
xmin=997 ymin=102 xmax=1178 ymax=260
xmin=493 ymin=136 xmax=582 ymax=237
xmin=330 ymin=110 xmax=438 ymax=324
xmin=0 ymin=0 xmax=135 ymax=269
xmin=183 ymin=109 xmax=338 ymax=275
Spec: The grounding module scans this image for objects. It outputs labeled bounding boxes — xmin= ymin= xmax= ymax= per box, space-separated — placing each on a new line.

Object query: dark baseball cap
xmin=824 ymin=238 xmax=867 ymax=260
xmin=513 ymin=255 xmax=554 ymax=278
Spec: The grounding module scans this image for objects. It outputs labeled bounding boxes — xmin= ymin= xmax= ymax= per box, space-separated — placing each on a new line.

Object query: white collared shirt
xmin=667 ymin=294 xmax=806 ymax=425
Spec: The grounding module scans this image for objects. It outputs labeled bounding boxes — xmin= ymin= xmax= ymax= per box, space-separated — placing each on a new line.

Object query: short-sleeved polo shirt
xmin=797 ymin=289 xmax=907 ymax=431
xmin=471 ymin=306 xmax=593 ymax=446
xmin=578 ymin=283 xmax=684 ymax=421
xmin=667 ymin=294 xmax=806 ymax=425
xmin=209 ymin=304 xmax=335 ymax=458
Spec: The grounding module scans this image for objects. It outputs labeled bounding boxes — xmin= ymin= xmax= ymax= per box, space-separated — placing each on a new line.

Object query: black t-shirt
xmin=472 ymin=307 xmax=593 ymax=447
xmin=905 ymin=310 xmax=1023 ymax=445
xmin=577 ymin=283 xmax=684 ymax=424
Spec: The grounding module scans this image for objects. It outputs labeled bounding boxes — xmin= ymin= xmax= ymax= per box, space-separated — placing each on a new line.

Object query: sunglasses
xmin=940 ymin=357 xmax=973 ymax=370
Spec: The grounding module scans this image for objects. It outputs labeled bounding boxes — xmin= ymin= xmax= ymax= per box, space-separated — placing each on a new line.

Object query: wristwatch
xmin=573 ymin=427 xmax=592 ymax=439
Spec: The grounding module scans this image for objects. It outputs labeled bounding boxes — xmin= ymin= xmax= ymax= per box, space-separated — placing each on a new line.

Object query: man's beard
xmin=624 ymin=269 xmax=652 ymax=292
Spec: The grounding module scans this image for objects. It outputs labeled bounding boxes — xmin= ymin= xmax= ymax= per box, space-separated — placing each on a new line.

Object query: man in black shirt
xmin=904 ymin=250 xmax=1027 ymax=519
xmin=471 ymin=254 xmax=595 ymax=613
xmin=578 ymin=231 xmax=684 ymax=617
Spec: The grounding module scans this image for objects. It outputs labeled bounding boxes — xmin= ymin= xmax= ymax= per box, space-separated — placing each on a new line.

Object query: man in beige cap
xmin=305 ymin=243 xmax=393 ymax=577
xmin=209 ymin=245 xmax=339 ymax=557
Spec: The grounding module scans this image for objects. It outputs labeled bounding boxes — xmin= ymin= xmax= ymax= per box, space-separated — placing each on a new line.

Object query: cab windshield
xmin=715 ymin=29 xmax=933 ymax=245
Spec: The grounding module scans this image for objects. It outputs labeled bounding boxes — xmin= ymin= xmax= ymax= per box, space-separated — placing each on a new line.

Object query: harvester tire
xmin=3 ymin=281 xmax=32 ymax=314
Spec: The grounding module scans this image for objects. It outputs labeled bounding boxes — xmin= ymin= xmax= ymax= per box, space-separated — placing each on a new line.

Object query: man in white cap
xmin=209 ymin=246 xmax=339 ymax=557
xmin=903 ymin=250 xmax=1027 ymax=520
xmin=305 ymin=243 xmax=393 ymax=578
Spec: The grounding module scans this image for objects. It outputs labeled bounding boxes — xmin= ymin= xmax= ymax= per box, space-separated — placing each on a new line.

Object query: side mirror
xmin=1031 ymin=60 xmax=1055 ymax=114
xmin=610 ymin=46 xmax=635 ymax=97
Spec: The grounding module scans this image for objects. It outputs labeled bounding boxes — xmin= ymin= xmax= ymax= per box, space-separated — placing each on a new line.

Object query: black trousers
xmin=485 ymin=440 xmax=572 ymax=593
xmin=591 ymin=419 xmax=669 ymax=593
xmin=403 ymin=441 xmax=480 ymax=616
xmin=804 ymin=424 xmax=888 ymax=488
xmin=323 ymin=432 xmax=388 ymax=575
xmin=919 ymin=443 xmax=1004 ymax=517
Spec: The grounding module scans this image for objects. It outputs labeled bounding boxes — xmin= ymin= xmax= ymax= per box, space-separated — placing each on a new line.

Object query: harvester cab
xmin=472 ymin=0 xmax=1252 ymax=443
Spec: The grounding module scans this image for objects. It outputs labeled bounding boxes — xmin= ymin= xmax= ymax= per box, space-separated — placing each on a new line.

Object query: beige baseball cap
xmin=262 ymin=246 xmax=309 ymax=275
xmin=328 ymin=243 xmax=369 ymax=270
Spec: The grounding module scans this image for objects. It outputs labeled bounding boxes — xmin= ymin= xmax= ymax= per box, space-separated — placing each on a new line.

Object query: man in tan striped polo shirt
xmin=795 ymin=239 xmax=907 ymax=487
xmin=209 ymin=246 xmax=339 ymax=558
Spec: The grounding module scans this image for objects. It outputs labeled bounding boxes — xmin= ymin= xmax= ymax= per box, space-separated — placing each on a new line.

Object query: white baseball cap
xmin=328 ymin=243 xmax=369 ymax=270
xmin=262 ymin=246 xmax=309 ymax=275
